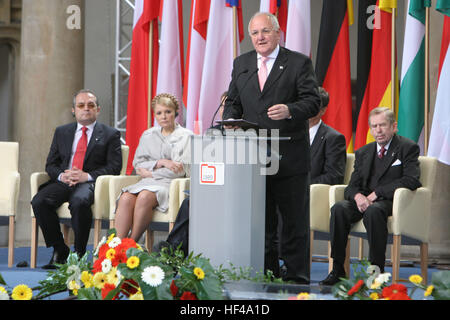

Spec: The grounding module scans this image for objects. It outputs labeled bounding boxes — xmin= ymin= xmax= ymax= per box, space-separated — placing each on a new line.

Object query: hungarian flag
xmin=428 ymin=1 xmax=450 ymax=165
xmin=285 ymin=0 xmax=311 ymax=56
xmin=260 ymin=0 xmax=288 ymax=45
xmin=197 ymin=0 xmax=243 ymax=134
xmin=354 ymin=0 xmax=399 ymax=150
xmin=156 ymin=0 xmax=184 ymax=125
xmin=125 ymin=0 xmax=160 ymax=174
xmin=315 ymin=0 xmax=354 ymax=152
xmin=183 ymin=0 xmax=211 ymax=133
xmin=398 ymin=0 xmax=429 ymax=154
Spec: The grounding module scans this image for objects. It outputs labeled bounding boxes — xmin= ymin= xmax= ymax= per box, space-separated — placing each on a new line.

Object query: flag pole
xmin=232 ymin=6 xmax=238 ymax=59
xmin=148 ymin=21 xmax=154 ymax=129
xmin=424 ymin=5 xmax=430 ymax=155
xmin=391 ymin=7 xmax=396 ymax=113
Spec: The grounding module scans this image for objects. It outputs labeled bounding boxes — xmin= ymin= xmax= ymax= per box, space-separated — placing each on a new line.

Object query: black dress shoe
xmin=319 ymin=270 xmax=346 ymax=286
xmin=42 ymin=245 xmax=70 ymax=269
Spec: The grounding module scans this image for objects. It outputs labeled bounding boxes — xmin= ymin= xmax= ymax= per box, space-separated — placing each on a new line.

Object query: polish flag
xmin=285 ymin=0 xmax=311 ymax=56
xmin=183 ymin=0 xmax=210 ymax=133
xmin=259 ymin=0 xmax=287 ymax=46
xmin=156 ymin=0 xmax=184 ymax=125
xmin=125 ymin=0 xmax=160 ymax=174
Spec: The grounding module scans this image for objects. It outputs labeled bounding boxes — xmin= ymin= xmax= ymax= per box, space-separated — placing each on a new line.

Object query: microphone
xmin=209 ymin=68 xmax=251 ymax=130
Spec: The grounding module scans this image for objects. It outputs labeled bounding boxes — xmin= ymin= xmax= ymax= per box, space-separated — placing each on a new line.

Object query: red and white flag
xmin=197 ymin=0 xmax=243 ymax=134
xmin=285 ymin=0 xmax=311 ymax=56
xmin=183 ymin=0 xmax=211 ymax=133
xmin=156 ymin=0 xmax=184 ymax=125
xmin=125 ymin=0 xmax=160 ymax=174
xmin=259 ymin=0 xmax=287 ymax=46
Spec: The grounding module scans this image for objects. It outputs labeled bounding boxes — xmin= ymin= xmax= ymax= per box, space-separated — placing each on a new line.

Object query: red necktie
xmin=258 ymin=57 xmax=269 ymax=91
xmin=72 ymin=126 xmax=87 ymax=170
xmin=378 ymin=146 xmax=386 ymax=159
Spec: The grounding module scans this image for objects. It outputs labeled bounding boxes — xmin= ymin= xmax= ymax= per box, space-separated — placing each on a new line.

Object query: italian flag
xmin=398 ymin=0 xmax=428 ymax=153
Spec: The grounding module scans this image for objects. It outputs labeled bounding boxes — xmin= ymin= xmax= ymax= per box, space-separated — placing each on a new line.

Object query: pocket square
xmin=392 ymin=159 xmax=402 ymax=166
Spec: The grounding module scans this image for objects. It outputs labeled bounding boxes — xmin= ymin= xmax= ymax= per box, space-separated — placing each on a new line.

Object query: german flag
xmin=315 ymin=0 xmax=354 ymax=152
xmin=354 ymin=0 xmax=399 ymax=150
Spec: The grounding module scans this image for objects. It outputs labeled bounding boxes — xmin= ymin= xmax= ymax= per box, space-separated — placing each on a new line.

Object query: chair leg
xmin=391 ymin=235 xmax=401 ymax=283
xmin=8 ymin=216 xmax=15 ymax=268
xmin=31 ymin=217 xmax=38 ymax=269
xmin=328 ymin=241 xmax=333 ymax=273
xmin=344 ymin=239 xmax=351 ymax=277
xmin=62 ymin=224 xmax=70 ymax=247
xmin=310 ymin=231 xmax=314 ymax=271
xmin=109 ymin=219 xmax=115 ymax=229
xmin=358 ymin=238 xmax=364 ymax=261
xmin=94 ymin=219 xmax=101 ymax=250
xmin=145 ymin=229 xmax=154 ymax=252
xmin=420 ymin=243 xmax=428 ymax=285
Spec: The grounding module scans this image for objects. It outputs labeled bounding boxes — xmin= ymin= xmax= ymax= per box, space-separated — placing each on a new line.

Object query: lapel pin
xmin=280 ymin=66 xmax=284 ymax=70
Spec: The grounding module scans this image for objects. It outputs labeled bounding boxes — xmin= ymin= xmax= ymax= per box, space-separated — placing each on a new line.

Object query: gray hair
xmin=72 ymin=89 xmax=99 ymax=108
xmin=248 ymin=12 xmax=280 ymax=35
xmin=369 ymin=107 xmax=395 ymax=125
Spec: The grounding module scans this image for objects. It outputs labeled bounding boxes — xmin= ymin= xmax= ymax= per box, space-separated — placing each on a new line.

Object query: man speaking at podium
xmin=223 ymin=12 xmax=320 ymax=284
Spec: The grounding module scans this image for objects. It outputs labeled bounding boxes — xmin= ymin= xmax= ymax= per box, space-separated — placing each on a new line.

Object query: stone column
xmin=13 ymin=0 xmax=84 ymax=247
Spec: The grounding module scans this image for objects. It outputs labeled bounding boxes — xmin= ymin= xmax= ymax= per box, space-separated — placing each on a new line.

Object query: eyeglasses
xmin=76 ymin=102 xmax=97 ymax=109
xmin=249 ymin=28 xmax=274 ymax=38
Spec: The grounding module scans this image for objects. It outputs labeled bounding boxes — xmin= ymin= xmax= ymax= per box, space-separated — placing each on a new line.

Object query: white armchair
xmin=310 ymin=153 xmax=355 ymax=272
xmin=108 ymin=176 xmax=190 ymax=251
xmin=30 ymin=145 xmax=129 ymax=268
xmin=0 ymin=142 xmax=20 ymax=267
xmin=329 ymin=156 xmax=437 ymax=283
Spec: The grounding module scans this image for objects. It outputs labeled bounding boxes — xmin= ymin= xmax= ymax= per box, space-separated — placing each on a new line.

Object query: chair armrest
xmin=91 ymin=175 xmax=115 ymax=220
xmin=392 ymin=187 xmax=431 ymax=243
xmin=166 ymin=178 xmax=190 ymax=222
xmin=329 ymin=185 xmax=347 ymax=208
xmin=0 ymin=172 xmax=20 ymax=217
xmin=310 ymin=184 xmax=331 ymax=232
xmin=108 ymin=175 xmax=141 ymax=219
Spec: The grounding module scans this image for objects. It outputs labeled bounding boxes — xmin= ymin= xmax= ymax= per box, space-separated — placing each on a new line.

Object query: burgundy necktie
xmin=258 ymin=56 xmax=269 ymax=91
xmin=72 ymin=126 xmax=87 ymax=170
xmin=378 ymin=146 xmax=386 ymax=159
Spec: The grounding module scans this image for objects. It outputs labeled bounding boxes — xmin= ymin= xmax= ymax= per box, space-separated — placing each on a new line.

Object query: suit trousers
xmin=265 ymin=172 xmax=310 ymax=282
xmin=31 ymin=181 xmax=95 ymax=254
xmin=330 ymin=199 xmax=393 ymax=270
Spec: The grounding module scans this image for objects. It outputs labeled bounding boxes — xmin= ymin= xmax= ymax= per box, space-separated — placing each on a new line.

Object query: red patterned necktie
xmin=378 ymin=146 xmax=386 ymax=159
xmin=72 ymin=126 xmax=87 ymax=170
xmin=258 ymin=56 xmax=269 ymax=91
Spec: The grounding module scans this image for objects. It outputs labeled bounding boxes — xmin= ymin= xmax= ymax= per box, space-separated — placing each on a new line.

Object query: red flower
xmin=102 ymin=283 xmax=119 ymax=300
xmin=170 ymin=280 xmax=179 ymax=297
xmin=121 ymin=279 xmax=139 ymax=297
xmin=388 ymin=292 xmax=411 ymax=300
xmin=348 ymin=280 xmax=365 ymax=296
xmin=382 ymin=283 xmax=408 ymax=299
xmin=180 ymin=291 xmax=197 ymax=300
xmin=92 ymin=257 xmax=104 ymax=274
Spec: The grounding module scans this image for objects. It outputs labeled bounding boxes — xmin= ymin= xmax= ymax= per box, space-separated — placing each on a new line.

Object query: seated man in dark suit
xmin=309 ymin=87 xmax=346 ymax=185
xmin=320 ymin=107 xmax=421 ymax=285
xmin=31 ymin=89 xmax=122 ymax=268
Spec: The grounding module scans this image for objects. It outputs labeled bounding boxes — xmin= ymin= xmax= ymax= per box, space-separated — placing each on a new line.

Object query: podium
xmin=189 ymin=130 xmax=284 ymax=274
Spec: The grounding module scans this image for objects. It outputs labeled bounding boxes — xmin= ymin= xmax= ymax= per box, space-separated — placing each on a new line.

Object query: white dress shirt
xmin=309 ymin=120 xmax=322 ymax=146
xmin=257 ymin=45 xmax=280 ymax=76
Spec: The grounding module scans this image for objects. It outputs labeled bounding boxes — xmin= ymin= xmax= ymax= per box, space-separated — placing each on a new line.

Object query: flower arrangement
xmin=332 ymin=260 xmax=450 ymax=300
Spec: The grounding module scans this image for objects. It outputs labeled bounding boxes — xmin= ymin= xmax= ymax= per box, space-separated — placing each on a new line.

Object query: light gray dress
xmin=121 ymin=124 xmax=192 ymax=212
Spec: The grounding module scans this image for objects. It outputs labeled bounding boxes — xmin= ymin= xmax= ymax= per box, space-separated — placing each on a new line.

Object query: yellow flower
xmin=106 ymin=248 xmax=116 ymax=260
xmin=106 ymin=267 xmax=120 ymax=286
xmin=424 ymin=285 xmax=434 ymax=297
xmin=371 ymin=280 xmax=382 ymax=289
xmin=129 ymin=291 xmax=144 ymax=300
xmin=370 ymin=292 xmax=380 ymax=300
xmin=193 ymin=267 xmax=205 ymax=280
xmin=106 ymin=233 xmax=116 ymax=244
xmin=297 ymin=292 xmax=310 ymax=300
xmin=137 ymin=244 xmax=144 ymax=251
xmin=409 ymin=274 xmax=423 ymax=285
xmin=11 ymin=284 xmax=33 ymax=300
xmin=93 ymin=272 xmax=108 ymax=289
xmin=0 ymin=286 xmax=7 ymax=294
xmin=81 ymin=271 xmax=94 ymax=288
xmin=127 ymin=256 xmax=140 ymax=269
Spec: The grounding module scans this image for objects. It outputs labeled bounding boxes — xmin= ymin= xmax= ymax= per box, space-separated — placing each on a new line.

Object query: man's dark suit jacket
xmin=310 ymin=122 xmax=346 ymax=185
xmin=223 ymin=46 xmax=320 ymax=177
xmin=45 ymin=122 xmax=122 ymax=182
xmin=344 ymin=134 xmax=421 ymax=202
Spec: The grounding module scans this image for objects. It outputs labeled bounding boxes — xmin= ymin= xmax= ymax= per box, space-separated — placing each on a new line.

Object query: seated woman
xmin=114 ymin=93 xmax=192 ymax=241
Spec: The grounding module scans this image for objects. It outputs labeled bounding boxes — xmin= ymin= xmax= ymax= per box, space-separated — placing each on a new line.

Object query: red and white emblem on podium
xmin=200 ymin=162 xmax=224 ymax=185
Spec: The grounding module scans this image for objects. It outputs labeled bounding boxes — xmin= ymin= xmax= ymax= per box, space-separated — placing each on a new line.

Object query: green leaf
xmin=77 ymin=287 xmax=102 ymax=300
xmin=0 ymin=273 xmax=6 ymax=286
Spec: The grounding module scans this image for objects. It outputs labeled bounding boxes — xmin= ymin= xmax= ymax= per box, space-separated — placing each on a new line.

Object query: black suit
xmin=310 ymin=122 xmax=346 ymax=185
xmin=32 ymin=122 xmax=122 ymax=255
xmin=224 ymin=47 xmax=320 ymax=282
xmin=330 ymin=134 xmax=421 ymax=270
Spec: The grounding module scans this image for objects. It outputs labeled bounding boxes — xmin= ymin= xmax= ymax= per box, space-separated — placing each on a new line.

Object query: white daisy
xmin=101 ymin=259 xmax=112 ymax=274
xmin=0 ymin=287 xmax=9 ymax=300
xmin=141 ymin=266 xmax=165 ymax=287
xmin=94 ymin=236 xmax=106 ymax=256
xmin=375 ymin=272 xmax=391 ymax=285
xmin=108 ymin=237 xmax=122 ymax=248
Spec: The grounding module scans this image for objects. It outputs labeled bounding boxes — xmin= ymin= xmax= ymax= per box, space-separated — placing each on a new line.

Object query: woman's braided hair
xmin=151 ymin=93 xmax=179 ymax=115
